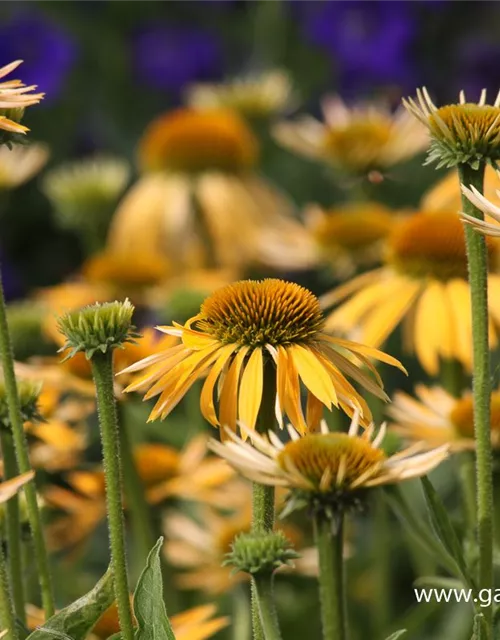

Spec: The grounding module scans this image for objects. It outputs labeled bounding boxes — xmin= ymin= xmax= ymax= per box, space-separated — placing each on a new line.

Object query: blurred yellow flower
xmin=461 ymin=169 xmax=500 ymax=237
xmin=187 ymin=69 xmax=295 ymax=118
xmin=0 ymin=142 xmax=49 ymax=188
xmin=274 ymin=95 xmax=428 ymax=176
xmin=133 ymin=435 xmax=237 ymax=507
xmin=107 ymin=108 xmax=303 ymax=269
xmin=0 ymin=471 xmax=34 ymax=503
xmin=389 ymin=385 xmax=500 ymax=452
xmin=323 ymin=210 xmax=500 ymax=374
xmin=0 ymin=60 xmax=44 ymax=135
xmin=122 ymin=279 xmax=404 ymax=434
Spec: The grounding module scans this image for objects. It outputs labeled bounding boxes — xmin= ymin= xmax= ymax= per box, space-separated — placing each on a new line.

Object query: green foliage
xmin=420 ymin=476 xmax=474 ymax=589
xmin=384 ymin=631 xmax=407 ymax=640
xmin=133 ymin=538 xmax=175 ymax=640
xmin=26 ymin=568 xmax=114 ymax=640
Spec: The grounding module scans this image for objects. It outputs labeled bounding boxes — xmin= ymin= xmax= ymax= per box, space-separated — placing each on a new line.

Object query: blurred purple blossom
xmin=293 ymin=0 xmax=418 ymax=96
xmin=0 ymin=253 xmax=22 ymax=301
xmin=131 ymin=23 xmax=222 ymax=94
xmin=0 ymin=13 xmax=76 ymax=102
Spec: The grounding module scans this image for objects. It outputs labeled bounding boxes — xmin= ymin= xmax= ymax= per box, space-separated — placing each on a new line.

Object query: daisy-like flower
xmin=261 ymin=202 xmax=395 ymax=276
xmin=82 ymin=250 xmax=172 ymax=303
xmin=0 ymin=60 xmax=44 ymax=136
xmin=165 ymin=501 xmax=307 ymax=595
xmin=122 ymin=279 xmax=404 ymax=434
xmin=273 ymin=95 xmax=428 ymax=177
xmin=403 ymin=88 xmax=500 ymax=169
xmin=106 ymin=108 xmax=304 ymax=269
xmin=186 ymin=69 xmax=296 ymax=118
xmin=461 ymin=169 xmax=500 ymax=237
xmin=389 ymin=384 xmax=500 ymax=452
xmin=322 ymin=210 xmax=500 ymax=375
xmin=0 ymin=142 xmax=48 ymax=189
xmin=209 ymin=412 xmax=449 ymax=518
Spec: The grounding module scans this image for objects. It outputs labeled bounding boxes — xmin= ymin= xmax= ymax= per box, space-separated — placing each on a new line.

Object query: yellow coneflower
xmin=0 ymin=142 xmax=49 ymax=188
xmin=0 ymin=60 xmax=44 ymax=135
xmin=274 ymin=95 xmax=428 ymax=177
xmin=209 ymin=413 xmax=448 ymax=516
xmin=131 ymin=434 xmax=238 ymax=508
xmin=258 ymin=202 xmax=395 ymax=276
xmin=389 ymin=385 xmax=500 ymax=452
xmin=322 ymin=210 xmax=500 ymax=375
xmin=403 ymin=88 xmax=500 ymax=169
xmin=106 ymin=108 xmax=303 ymax=269
xmin=186 ymin=69 xmax=296 ymax=118
xmin=122 ymin=279 xmax=404 ymax=435
xmin=82 ymin=250 xmax=172 ymax=302
xmin=0 ymin=472 xmax=34 ymax=503
xmin=165 ymin=501 xmax=307 ymax=595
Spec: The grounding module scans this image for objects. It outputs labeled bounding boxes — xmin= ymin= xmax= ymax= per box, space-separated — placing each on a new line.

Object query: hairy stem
xmin=91 ymin=351 xmax=134 ymax=640
xmin=314 ymin=515 xmax=346 ymax=640
xmin=0 ymin=269 xmax=54 ymax=618
xmin=458 ymin=162 xmax=493 ymax=630
xmin=252 ymin=575 xmax=283 ymax=640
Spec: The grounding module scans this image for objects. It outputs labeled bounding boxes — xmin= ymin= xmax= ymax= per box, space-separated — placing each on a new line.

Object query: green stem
xmin=252 ymin=575 xmax=283 ymax=640
xmin=91 ymin=351 xmax=134 ymax=640
xmin=0 ymin=269 xmax=54 ymax=618
xmin=0 ymin=543 xmax=18 ymax=640
xmin=0 ymin=428 xmax=25 ymax=625
xmin=233 ymin=584 xmax=252 ymax=640
xmin=458 ymin=162 xmax=493 ymax=630
xmin=118 ymin=415 xmax=156 ymax=565
xmin=314 ymin=515 xmax=346 ymax=640
xmin=251 ymin=363 xmax=276 ymax=640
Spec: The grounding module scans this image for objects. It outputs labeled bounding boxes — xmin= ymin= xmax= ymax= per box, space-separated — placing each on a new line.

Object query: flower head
xmin=139 ymin=108 xmax=258 ymax=174
xmin=323 ymin=209 xmax=500 ymax=374
xmin=209 ymin=413 xmax=449 ymax=520
xmin=274 ymin=95 xmax=428 ymax=176
xmin=186 ymin=69 xmax=296 ymax=118
xmin=404 ymin=88 xmax=500 ymax=168
xmin=122 ymin=279 xmax=404 ymax=434
xmin=0 ymin=59 xmax=44 ymax=139
xmin=389 ymin=384 xmax=500 ymax=452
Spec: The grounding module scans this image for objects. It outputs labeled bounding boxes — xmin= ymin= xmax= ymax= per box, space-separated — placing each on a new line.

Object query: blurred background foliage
xmin=2 ymin=0 xmax=500 ymax=296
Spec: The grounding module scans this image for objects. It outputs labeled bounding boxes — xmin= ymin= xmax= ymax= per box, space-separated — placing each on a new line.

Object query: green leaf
xmin=383 ymin=486 xmax=459 ymax=577
xmin=413 ymin=576 xmax=465 ymax=590
xmin=26 ymin=568 xmax=114 ymax=640
xmin=384 ymin=631 xmax=407 ymax=640
xmin=420 ymin=477 xmax=473 ymax=587
xmin=133 ymin=537 xmax=175 ymax=640
xmin=471 ymin=613 xmax=488 ymax=639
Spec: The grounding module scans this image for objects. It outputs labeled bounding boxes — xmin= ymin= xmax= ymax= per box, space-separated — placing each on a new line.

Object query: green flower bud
xmin=0 ymin=379 xmax=42 ymax=427
xmin=225 ymin=530 xmax=299 ymax=576
xmin=57 ymin=299 xmax=140 ymax=360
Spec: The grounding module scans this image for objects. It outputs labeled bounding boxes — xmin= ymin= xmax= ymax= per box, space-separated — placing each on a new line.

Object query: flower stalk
xmin=0 ymin=542 xmax=17 ymax=640
xmin=91 ymin=351 xmax=135 ymax=640
xmin=458 ymin=162 xmax=493 ymax=628
xmin=314 ymin=514 xmax=346 ymax=640
xmin=0 ymin=269 xmax=54 ymax=618
xmin=252 ymin=575 xmax=283 ymax=640
xmin=0 ymin=427 xmax=25 ymax=624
